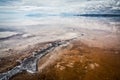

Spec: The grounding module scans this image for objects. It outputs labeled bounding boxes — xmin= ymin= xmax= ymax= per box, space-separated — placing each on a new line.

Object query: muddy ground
xmin=0 ymin=41 xmax=52 ymax=73
xmin=9 ymin=40 xmax=120 ymax=80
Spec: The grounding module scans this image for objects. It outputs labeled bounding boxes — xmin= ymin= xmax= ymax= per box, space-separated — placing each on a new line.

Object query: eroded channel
xmin=0 ymin=39 xmax=73 ymax=80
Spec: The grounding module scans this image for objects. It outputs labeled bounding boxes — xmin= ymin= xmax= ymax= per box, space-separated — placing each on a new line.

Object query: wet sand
xmin=0 ymin=17 xmax=120 ymax=80
xmin=0 ymin=41 xmax=53 ymax=73
xmin=9 ymin=39 xmax=120 ymax=80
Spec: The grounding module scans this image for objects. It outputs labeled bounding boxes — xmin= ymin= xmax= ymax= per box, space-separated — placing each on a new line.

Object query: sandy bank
xmin=9 ymin=39 xmax=120 ymax=80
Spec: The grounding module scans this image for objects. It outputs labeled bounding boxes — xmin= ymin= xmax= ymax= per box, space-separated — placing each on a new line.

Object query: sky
xmin=0 ymin=0 xmax=120 ymax=24
xmin=0 ymin=0 xmax=119 ymax=30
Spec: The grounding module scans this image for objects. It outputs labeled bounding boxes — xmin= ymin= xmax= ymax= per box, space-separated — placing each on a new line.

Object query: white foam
xmin=0 ymin=31 xmax=18 ymax=38
xmin=22 ymin=34 xmax=32 ymax=38
xmin=59 ymin=32 xmax=78 ymax=40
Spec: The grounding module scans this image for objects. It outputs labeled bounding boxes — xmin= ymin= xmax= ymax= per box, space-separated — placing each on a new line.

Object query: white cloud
xmin=0 ymin=0 xmax=119 ymax=21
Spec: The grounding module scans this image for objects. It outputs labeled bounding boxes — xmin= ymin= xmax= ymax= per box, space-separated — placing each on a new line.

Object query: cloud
xmin=0 ymin=0 xmax=119 ymax=21
xmin=0 ymin=0 xmax=22 ymax=6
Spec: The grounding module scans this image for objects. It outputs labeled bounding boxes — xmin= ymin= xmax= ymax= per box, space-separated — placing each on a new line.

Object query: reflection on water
xmin=0 ymin=16 xmax=120 ymax=53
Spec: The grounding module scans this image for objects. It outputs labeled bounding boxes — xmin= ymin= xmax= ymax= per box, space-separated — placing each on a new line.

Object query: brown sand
xmin=10 ymin=40 xmax=120 ymax=80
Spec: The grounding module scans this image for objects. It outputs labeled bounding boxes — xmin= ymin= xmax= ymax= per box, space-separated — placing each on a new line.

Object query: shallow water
xmin=0 ymin=16 xmax=120 ymax=53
